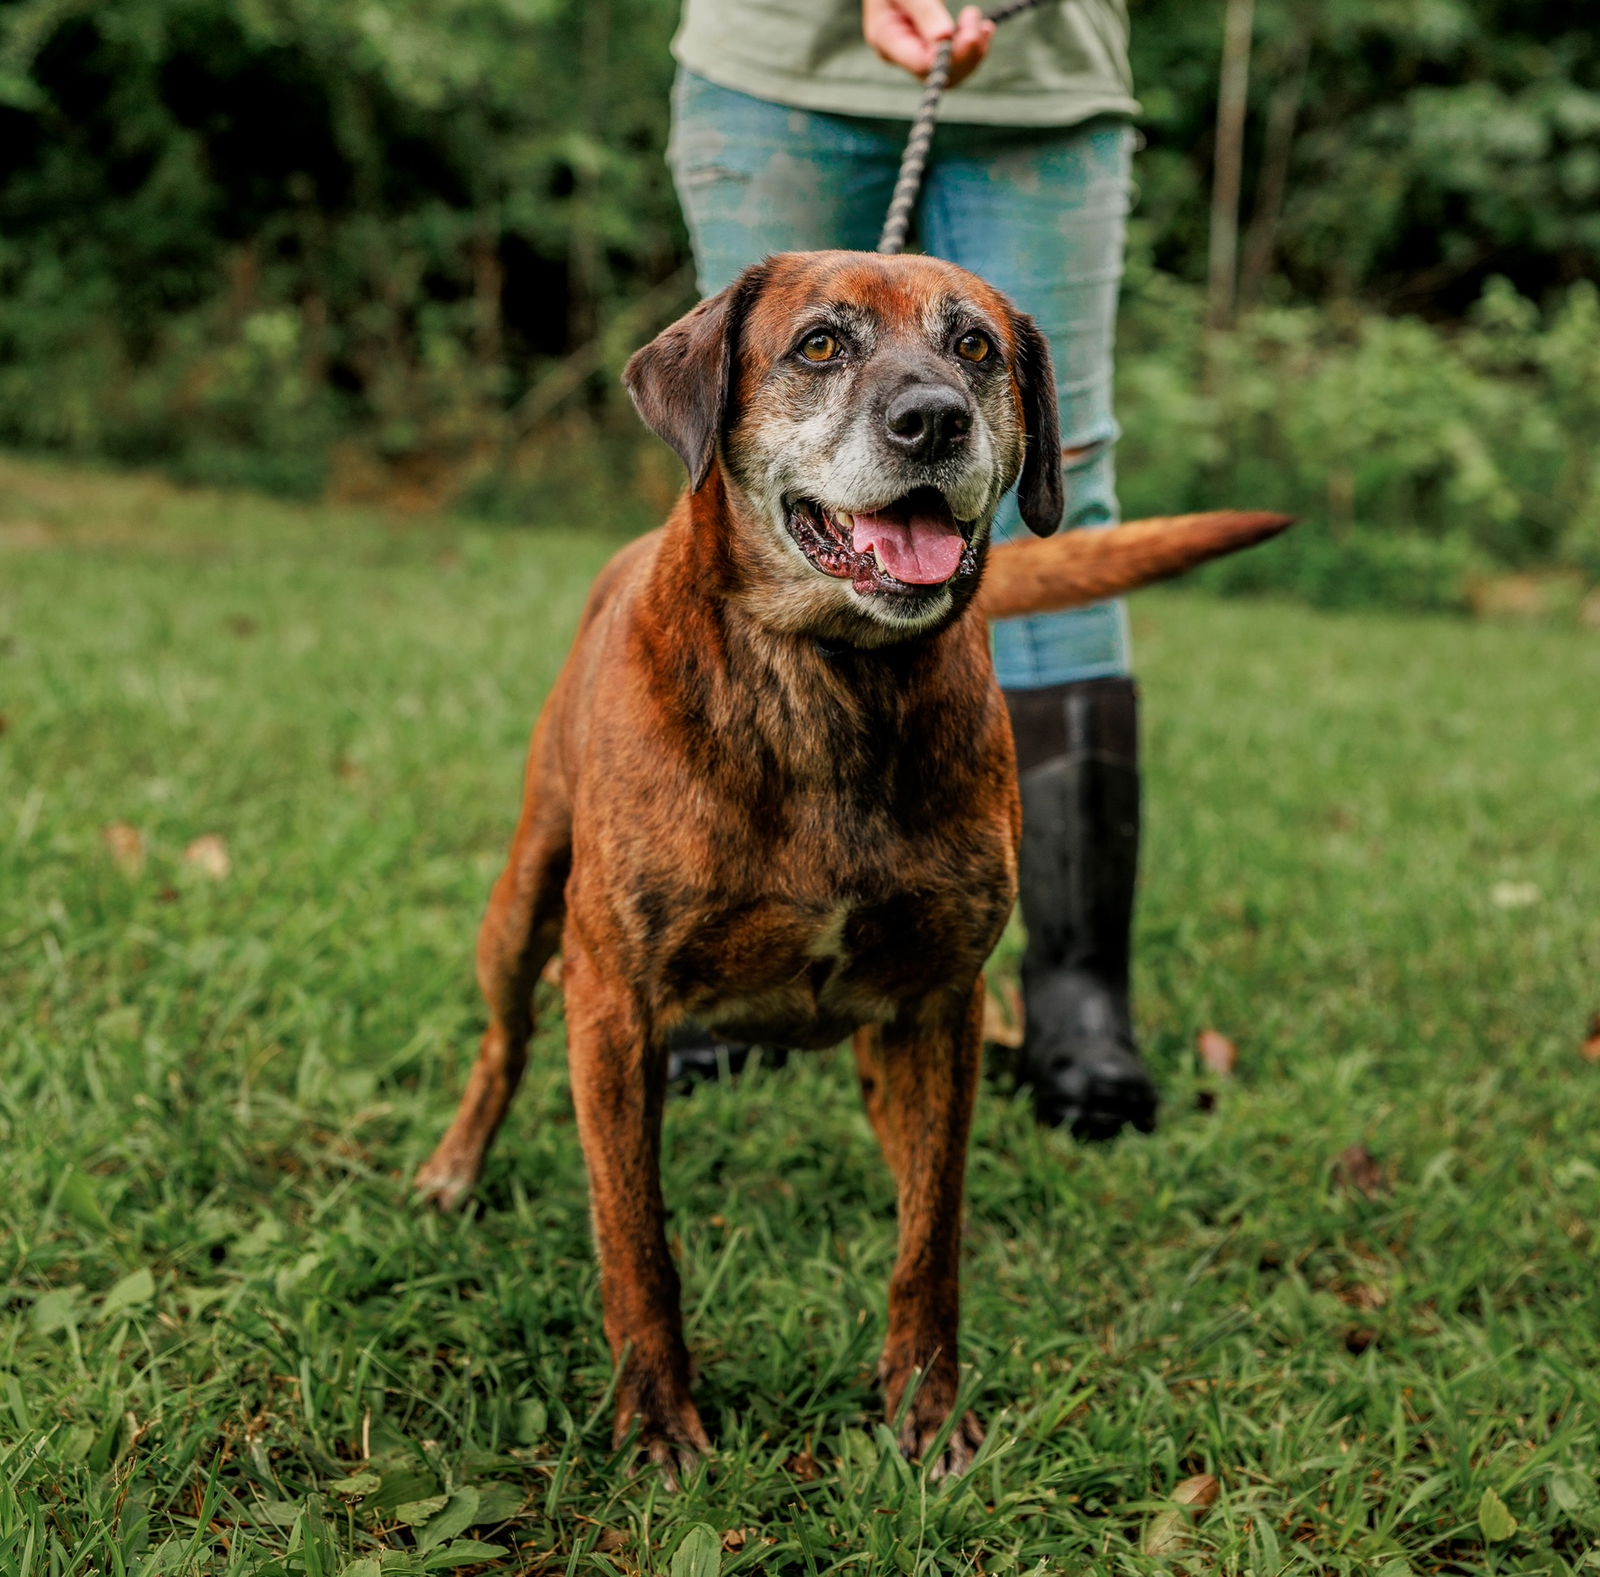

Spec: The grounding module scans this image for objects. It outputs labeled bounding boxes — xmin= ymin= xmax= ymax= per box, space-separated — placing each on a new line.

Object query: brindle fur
xmin=414 ymin=252 xmax=1290 ymax=1484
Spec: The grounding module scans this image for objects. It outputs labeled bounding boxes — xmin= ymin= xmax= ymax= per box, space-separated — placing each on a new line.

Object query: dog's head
xmin=624 ymin=251 xmax=1061 ymax=646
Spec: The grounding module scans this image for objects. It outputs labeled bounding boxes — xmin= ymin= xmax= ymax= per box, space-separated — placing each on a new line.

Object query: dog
xmin=414 ymin=250 xmax=1288 ymax=1483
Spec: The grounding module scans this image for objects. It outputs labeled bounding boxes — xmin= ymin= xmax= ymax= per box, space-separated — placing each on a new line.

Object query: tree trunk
xmin=1239 ymin=31 xmax=1310 ymax=312
xmin=1206 ymin=0 xmax=1255 ymax=334
xmin=568 ymin=0 xmax=612 ymax=353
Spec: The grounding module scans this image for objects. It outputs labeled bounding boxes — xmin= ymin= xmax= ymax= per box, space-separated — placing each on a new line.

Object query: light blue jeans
xmin=668 ymin=68 xmax=1134 ymax=686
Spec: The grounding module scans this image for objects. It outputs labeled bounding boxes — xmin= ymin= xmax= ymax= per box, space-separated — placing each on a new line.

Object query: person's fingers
xmin=864 ymin=0 xmax=933 ymax=75
xmin=864 ymin=0 xmax=957 ymax=77
xmin=871 ymin=19 xmax=934 ymax=75
xmin=945 ymin=5 xmax=995 ymax=87
xmin=896 ymin=0 xmax=957 ymax=44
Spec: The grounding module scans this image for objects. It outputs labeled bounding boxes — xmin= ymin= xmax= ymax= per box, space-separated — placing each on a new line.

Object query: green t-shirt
xmin=673 ymin=0 xmax=1136 ymax=127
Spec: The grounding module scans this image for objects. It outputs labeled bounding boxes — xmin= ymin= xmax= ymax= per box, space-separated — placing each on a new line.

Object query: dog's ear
xmin=1012 ymin=313 xmax=1064 ymax=538
xmin=623 ymin=262 xmax=769 ymax=493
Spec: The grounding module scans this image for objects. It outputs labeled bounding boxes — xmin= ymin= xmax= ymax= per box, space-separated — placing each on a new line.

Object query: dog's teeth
xmin=871 ymin=544 xmax=887 ymax=574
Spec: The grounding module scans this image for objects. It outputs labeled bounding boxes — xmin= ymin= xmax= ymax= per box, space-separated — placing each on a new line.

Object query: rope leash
xmin=877 ymin=0 xmax=1050 ymax=254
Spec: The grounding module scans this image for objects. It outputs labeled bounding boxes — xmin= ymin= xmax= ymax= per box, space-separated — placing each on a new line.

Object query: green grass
xmin=2 ymin=452 xmax=1599 ymax=1576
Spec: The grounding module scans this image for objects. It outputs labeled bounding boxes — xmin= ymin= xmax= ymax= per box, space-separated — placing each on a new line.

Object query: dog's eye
xmin=955 ymin=332 xmax=991 ymax=364
xmin=799 ymin=332 xmax=841 ymax=363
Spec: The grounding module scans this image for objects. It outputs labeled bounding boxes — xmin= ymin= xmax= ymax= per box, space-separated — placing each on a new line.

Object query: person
xmin=661 ymin=0 xmax=1156 ymax=1140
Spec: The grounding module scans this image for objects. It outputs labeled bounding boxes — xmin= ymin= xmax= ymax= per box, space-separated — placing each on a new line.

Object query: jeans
xmin=667 ymin=68 xmax=1134 ymax=686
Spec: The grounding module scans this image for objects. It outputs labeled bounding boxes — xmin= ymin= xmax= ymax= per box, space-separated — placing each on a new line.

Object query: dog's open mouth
xmin=785 ymin=486 xmax=979 ymax=597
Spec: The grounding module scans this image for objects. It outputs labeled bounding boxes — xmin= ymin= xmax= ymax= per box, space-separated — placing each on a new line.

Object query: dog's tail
xmin=976 ymin=510 xmax=1294 ymax=620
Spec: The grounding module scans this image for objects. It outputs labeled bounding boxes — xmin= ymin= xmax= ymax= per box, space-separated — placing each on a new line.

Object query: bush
xmin=1115 ymin=275 xmax=1600 ymax=608
xmin=0 ymin=0 xmax=684 ymax=488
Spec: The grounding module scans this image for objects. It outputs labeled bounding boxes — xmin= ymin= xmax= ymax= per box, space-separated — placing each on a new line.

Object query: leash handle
xmin=876 ymin=0 xmax=1048 ymax=256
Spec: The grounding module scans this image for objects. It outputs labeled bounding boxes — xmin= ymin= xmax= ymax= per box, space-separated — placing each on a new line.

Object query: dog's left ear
xmin=1012 ymin=313 xmax=1064 ymax=537
xmin=623 ymin=262 xmax=769 ymax=493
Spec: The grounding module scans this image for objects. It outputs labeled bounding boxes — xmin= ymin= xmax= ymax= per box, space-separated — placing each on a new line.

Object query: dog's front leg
xmin=867 ymin=980 xmax=987 ymax=1479
xmin=562 ymin=943 xmax=708 ymax=1487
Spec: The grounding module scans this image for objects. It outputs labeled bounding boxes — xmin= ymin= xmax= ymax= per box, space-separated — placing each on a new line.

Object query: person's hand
xmin=863 ymin=0 xmax=996 ymax=87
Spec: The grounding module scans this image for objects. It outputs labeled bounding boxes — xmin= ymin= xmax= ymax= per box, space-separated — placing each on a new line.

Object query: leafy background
xmin=2 ymin=0 xmax=1598 ymax=605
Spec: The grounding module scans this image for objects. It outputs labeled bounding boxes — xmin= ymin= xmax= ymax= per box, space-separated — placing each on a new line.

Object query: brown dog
xmin=415 ymin=251 xmax=1287 ymax=1482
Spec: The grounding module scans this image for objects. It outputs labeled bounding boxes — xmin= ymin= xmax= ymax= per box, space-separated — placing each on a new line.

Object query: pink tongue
xmin=850 ymin=509 xmax=965 ymax=585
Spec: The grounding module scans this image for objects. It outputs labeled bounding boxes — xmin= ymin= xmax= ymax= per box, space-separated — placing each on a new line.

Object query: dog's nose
xmin=884 ymin=385 xmax=972 ymax=462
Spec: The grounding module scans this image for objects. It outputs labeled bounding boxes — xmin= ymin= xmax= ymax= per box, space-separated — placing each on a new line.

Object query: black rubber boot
xmin=1004 ymin=677 xmax=1159 ymax=1139
xmin=666 ymin=1026 xmax=788 ymax=1089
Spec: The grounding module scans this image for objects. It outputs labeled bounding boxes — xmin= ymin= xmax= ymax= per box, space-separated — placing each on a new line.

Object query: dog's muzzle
xmin=785 ymin=486 xmax=980 ymax=598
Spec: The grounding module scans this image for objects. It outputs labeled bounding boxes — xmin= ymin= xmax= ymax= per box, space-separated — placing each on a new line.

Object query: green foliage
xmin=0 ymin=0 xmax=685 ymax=487
xmin=3 ymin=457 xmax=1599 ymax=1569
xmin=1130 ymin=0 xmax=1600 ymax=311
xmin=1116 ymin=275 xmax=1600 ymax=608
xmin=1 ymin=0 xmax=1598 ymax=603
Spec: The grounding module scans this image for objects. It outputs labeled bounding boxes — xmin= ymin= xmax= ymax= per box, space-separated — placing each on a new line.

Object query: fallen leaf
xmin=784 ymin=1450 xmax=822 ymax=1482
xmin=417 ymin=1488 xmax=480 ymax=1552
xmin=327 ymin=1472 xmax=381 ymax=1496
xmin=670 ymin=1523 xmax=722 ymax=1577
xmin=240 ymin=1499 xmax=302 ymax=1528
xmin=1173 ymin=1474 xmax=1220 ymax=1509
xmin=1477 ymin=1487 xmax=1518 ymax=1543
xmin=982 ymin=976 xmax=1024 ymax=1050
xmin=721 ymin=1528 xmax=751 ymax=1551
xmin=32 ymin=1286 xmax=83 ymax=1336
xmin=1583 ymin=1013 xmax=1600 ymax=1063
xmin=226 ymin=614 xmax=258 ymax=637
xmin=1143 ymin=1473 xmax=1220 ymax=1555
xmin=1196 ymin=1028 xmax=1238 ymax=1077
xmin=1333 ymin=1143 xmax=1390 ymax=1200
xmin=1490 ymin=880 xmax=1540 ymax=910
xmin=595 ymin=1529 xmax=629 ymax=1553
xmin=1338 ymin=1282 xmax=1387 ymax=1312
xmin=183 ymin=834 xmax=231 ymax=880
xmin=1343 ymin=1326 xmax=1379 ymax=1355
xmin=540 ymin=954 xmax=564 ymax=988
xmin=59 ymin=1168 xmax=112 ymax=1232
xmin=103 ymin=822 xmax=146 ymax=876
xmin=364 ymin=1466 xmax=437 ymax=1513
xmin=1467 ymin=573 xmax=1547 ymax=620
xmin=393 ymin=1493 xmax=449 ymax=1526
xmin=422 ymin=1539 xmax=506 ymax=1568
xmin=469 ymin=1483 xmax=523 ymax=1523
xmin=1548 ymin=1470 xmax=1594 ymax=1516
xmin=100 ymin=1266 xmax=156 ymax=1322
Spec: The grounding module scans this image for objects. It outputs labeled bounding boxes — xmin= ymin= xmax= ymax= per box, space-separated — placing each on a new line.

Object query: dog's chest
xmin=650 ymin=858 xmax=1013 ymax=1047
xmin=602 ymin=681 xmax=1018 ymax=1043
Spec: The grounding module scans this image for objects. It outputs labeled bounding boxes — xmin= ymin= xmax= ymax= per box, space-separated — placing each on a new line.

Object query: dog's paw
xmin=614 ymin=1362 xmax=712 ymax=1492
xmin=897 ymin=1399 xmax=985 ymax=1481
xmin=920 ymin=1408 xmax=985 ymax=1481
xmin=412 ymin=1150 xmax=479 ymax=1212
xmin=884 ymin=1360 xmax=985 ymax=1480
xmin=634 ymin=1423 xmax=710 ymax=1492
